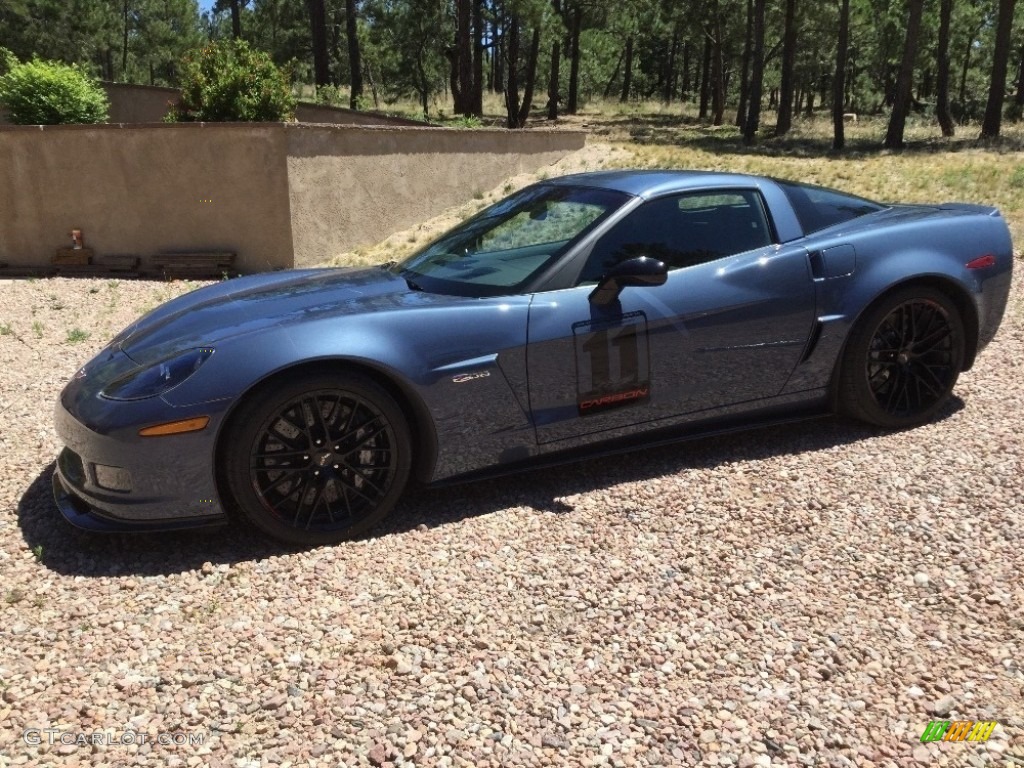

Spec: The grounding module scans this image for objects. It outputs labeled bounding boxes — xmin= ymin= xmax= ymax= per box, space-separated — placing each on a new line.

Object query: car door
xmin=526 ymin=188 xmax=816 ymax=446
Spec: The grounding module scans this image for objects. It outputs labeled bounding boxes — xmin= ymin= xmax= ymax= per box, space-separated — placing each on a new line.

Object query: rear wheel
xmin=223 ymin=372 xmax=411 ymax=545
xmin=839 ymin=287 xmax=965 ymax=428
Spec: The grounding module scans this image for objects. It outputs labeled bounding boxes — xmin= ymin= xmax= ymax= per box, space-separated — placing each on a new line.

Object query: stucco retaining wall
xmin=102 ymin=82 xmax=180 ymax=124
xmin=0 ymin=123 xmax=585 ymax=272
xmin=0 ymin=123 xmax=294 ymax=273
xmin=285 ymin=125 xmax=585 ymax=267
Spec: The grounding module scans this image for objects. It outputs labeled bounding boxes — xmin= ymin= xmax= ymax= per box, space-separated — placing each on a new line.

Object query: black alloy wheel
xmin=839 ymin=287 xmax=965 ymax=428
xmin=224 ymin=373 xmax=411 ymax=545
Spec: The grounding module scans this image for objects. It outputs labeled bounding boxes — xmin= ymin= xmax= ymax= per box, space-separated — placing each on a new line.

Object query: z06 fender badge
xmin=452 ymin=371 xmax=491 ymax=384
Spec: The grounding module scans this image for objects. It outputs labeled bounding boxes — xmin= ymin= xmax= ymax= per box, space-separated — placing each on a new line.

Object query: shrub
xmin=314 ymin=84 xmax=343 ymax=106
xmin=0 ymin=58 xmax=108 ymax=125
xmin=0 ymin=47 xmax=15 ymax=77
xmin=170 ymin=39 xmax=296 ymax=122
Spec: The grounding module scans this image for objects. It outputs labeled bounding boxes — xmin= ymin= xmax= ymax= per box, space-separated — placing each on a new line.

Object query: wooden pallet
xmin=0 ymin=264 xmax=57 ymax=278
xmin=96 ymin=255 xmax=141 ymax=272
xmin=148 ymin=251 xmax=236 ymax=279
xmin=0 ymin=252 xmax=236 ymax=280
xmin=53 ymin=247 xmax=93 ymax=266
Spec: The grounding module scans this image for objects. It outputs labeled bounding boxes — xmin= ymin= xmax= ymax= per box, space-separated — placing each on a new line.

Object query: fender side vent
xmin=799 ymin=321 xmax=824 ymax=364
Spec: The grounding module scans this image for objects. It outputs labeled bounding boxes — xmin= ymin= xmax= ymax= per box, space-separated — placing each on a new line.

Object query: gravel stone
xmin=931 ymin=695 xmax=956 ymax=716
xmin=1 ymin=237 xmax=1022 ymax=767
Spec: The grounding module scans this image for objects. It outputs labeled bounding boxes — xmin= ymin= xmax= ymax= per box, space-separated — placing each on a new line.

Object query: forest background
xmin=2 ymin=0 xmax=1024 ymax=149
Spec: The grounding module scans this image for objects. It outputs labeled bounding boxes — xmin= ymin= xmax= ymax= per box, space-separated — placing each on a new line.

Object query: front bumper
xmin=53 ymin=397 xmax=229 ymax=532
xmin=53 ymin=471 xmax=225 ymax=533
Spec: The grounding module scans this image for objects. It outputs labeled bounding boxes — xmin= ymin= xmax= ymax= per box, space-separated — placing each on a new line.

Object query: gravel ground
xmin=1 ymin=255 xmax=1022 ymax=768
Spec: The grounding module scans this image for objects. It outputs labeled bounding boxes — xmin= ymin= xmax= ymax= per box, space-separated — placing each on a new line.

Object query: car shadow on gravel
xmin=17 ymin=462 xmax=297 ymax=578
xmin=18 ymin=400 xmax=963 ymax=577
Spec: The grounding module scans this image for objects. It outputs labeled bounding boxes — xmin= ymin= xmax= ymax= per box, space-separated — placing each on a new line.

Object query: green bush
xmin=170 ymin=40 xmax=296 ymax=122
xmin=0 ymin=58 xmax=108 ymax=125
xmin=0 ymin=47 xmax=15 ymax=77
xmin=314 ymin=84 xmax=343 ymax=106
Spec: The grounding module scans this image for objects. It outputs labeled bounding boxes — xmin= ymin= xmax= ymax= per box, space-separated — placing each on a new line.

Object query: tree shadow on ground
xmin=604 ymin=111 xmax=1024 ymax=158
xmin=18 ymin=398 xmax=963 ymax=578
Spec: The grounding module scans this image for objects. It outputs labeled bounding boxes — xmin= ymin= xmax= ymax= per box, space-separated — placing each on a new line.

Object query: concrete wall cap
xmin=0 ymin=121 xmax=585 ymax=138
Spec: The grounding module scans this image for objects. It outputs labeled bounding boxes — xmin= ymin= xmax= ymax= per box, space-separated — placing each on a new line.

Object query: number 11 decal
xmin=572 ymin=311 xmax=651 ymax=415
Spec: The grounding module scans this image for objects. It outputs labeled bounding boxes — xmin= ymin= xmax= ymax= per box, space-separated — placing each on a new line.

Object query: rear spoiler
xmin=937 ymin=202 xmax=1000 ymax=216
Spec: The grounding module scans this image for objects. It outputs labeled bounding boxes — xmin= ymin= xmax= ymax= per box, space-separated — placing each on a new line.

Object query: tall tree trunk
xmin=472 ymin=0 xmax=484 ymax=114
xmin=603 ymin=49 xmax=624 ymax=99
xmin=547 ymin=39 xmax=562 ymax=117
xmin=230 ymin=0 xmax=242 ymax=39
xmin=736 ymin=0 xmax=753 ymax=127
xmin=331 ymin=5 xmax=344 ymax=81
xmin=711 ymin=15 xmax=725 ymax=125
xmin=833 ymin=0 xmax=850 ymax=150
xmin=567 ymin=2 xmax=582 ymax=113
xmin=518 ymin=27 xmax=541 ymax=127
xmin=548 ymin=0 xmax=562 ymax=119
xmin=776 ymin=0 xmax=797 ymax=135
xmin=698 ymin=34 xmax=711 ymax=120
xmin=919 ymin=67 xmax=932 ymax=98
xmin=307 ymin=0 xmax=330 ymax=87
xmin=447 ymin=24 xmax=459 ymax=105
xmin=452 ymin=0 xmax=472 ymax=115
xmin=122 ymin=0 xmax=129 ymax=80
xmin=959 ymin=35 xmax=972 ymax=106
xmin=346 ymin=0 xmax=363 ymax=108
xmin=492 ymin=11 xmax=503 ymax=93
xmin=884 ymin=0 xmax=924 ymax=149
xmin=620 ymin=36 xmax=634 ymax=102
xmin=505 ymin=16 xmax=520 ymax=128
xmin=981 ymin=0 xmax=1017 ymax=137
xmin=1015 ymin=43 xmax=1024 ymax=107
xmin=664 ymin=27 xmax=679 ymax=104
xmin=681 ymin=40 xmax=691 ymax=101
xmin=415 ymin=42 xmax=430 ymax=116
xmin=935 ymin=0 xmax=954 ymax=136
xmin=742 ymin=0 xmax=766 ymax=145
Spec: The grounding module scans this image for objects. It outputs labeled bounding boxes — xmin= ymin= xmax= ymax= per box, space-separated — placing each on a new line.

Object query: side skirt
xmin=429 ymin=390 xmax=830 ymax=488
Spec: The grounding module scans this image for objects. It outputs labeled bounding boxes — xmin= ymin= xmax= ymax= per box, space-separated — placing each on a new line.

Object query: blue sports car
xmin=53 ymin=171 xmax=1014 ymax=544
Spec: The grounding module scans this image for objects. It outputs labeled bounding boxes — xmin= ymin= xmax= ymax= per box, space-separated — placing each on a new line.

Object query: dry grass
xmin=325 ymin=101 xmax=1024 ymax=265
xmin=577 ymin=105 xmax=1024 ymax=246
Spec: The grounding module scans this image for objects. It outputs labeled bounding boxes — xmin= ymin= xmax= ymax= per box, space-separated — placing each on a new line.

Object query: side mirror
xmin=589 ymin=256 xmax=668 ymax=307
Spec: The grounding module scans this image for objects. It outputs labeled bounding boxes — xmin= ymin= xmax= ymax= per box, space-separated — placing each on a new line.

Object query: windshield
xmin=393 ymin=184 xmax=631 ymax=297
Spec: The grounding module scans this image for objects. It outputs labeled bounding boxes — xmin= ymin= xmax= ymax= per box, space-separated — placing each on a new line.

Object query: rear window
xmin=775 ymin=179 xmax=885 ymax=235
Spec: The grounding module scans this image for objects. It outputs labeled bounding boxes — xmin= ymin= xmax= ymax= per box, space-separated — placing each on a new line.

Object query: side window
xmin=776 ymin=180 xmax=883 ymax=234
xmin=577 ymin=189 xmax=773 ymax=284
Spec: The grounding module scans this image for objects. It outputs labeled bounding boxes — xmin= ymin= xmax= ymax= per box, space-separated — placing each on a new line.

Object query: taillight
xmin=966 ymin=254 xmax=997 ymax=269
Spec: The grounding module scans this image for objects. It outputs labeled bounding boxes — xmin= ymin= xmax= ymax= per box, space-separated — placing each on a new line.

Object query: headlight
xmin=100 ymin=348 xmax=214 ymax=401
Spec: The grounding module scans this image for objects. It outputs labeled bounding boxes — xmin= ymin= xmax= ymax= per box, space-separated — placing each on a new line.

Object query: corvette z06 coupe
xmin=54 ymin=171 xmax=1013 ymax=544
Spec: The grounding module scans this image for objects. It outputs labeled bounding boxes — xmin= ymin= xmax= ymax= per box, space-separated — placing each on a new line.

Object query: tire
xmin=222 ymin=372 xmax=411 ymax=545
xmin=838 ymin=286 xmax=966 ymax=429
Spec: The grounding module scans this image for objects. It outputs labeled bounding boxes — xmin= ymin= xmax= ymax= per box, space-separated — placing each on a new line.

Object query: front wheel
xmin=838 ymin=287 xmax=966 ymax=429
xmin=222 ymin=372 xmax=411 ymax=545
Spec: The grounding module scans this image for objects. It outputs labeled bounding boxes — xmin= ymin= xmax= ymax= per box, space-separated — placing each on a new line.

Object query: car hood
xmin=118 ymin=266 xmax=444 ymax=365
